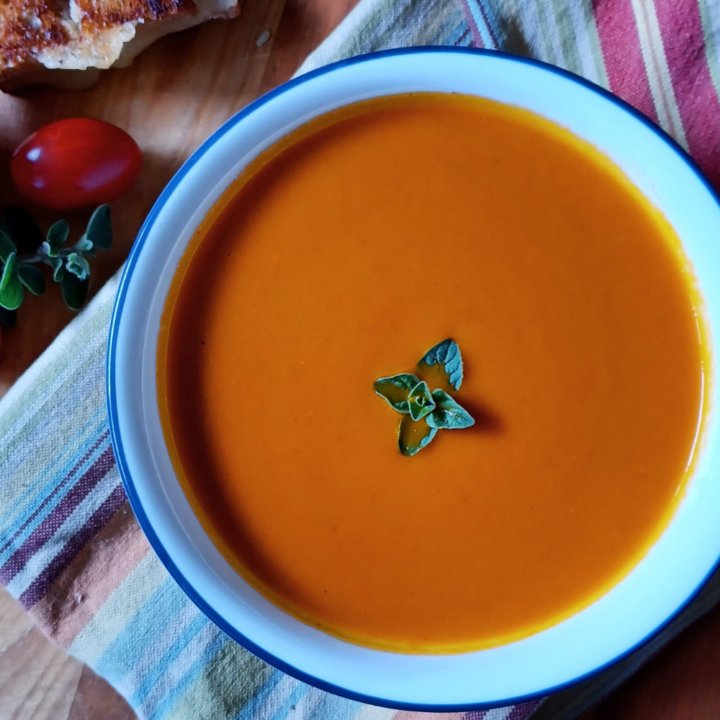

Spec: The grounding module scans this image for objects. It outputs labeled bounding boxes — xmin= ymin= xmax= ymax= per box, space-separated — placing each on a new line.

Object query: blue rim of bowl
xmin=107 ymin=46 xmax=720 ymax=711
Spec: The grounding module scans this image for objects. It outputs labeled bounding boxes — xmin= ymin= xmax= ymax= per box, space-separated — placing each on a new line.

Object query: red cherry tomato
xmin=11 ymin=119 xmax=142 ymax=211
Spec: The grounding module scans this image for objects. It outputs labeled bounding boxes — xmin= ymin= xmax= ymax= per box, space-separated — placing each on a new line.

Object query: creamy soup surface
xmin=158 ymin=94 xmax=707 ymax=653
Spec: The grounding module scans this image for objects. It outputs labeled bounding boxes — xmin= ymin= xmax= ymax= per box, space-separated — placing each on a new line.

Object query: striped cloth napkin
xmin=1 ymin=1 xmax=719 ymax=719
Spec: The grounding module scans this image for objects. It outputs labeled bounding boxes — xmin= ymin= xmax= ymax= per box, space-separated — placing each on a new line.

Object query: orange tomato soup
xmin=158 ymin=94 xmax=707 ymax=652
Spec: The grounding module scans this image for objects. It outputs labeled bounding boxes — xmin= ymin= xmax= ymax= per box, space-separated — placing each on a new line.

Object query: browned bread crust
xmin=0 ymin=0 xmax=237 ymax=90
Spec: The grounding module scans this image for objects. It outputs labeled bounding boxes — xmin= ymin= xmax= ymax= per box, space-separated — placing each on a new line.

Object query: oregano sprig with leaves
xmin=0 ymin=204 xmax=112 ymax=325
xmin=374 ymin=339 xmax=475 ymax=457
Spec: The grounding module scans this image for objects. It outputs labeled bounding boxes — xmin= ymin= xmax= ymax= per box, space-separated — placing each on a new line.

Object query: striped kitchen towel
xmin=1 ymin=1 xmax=720 ymax=719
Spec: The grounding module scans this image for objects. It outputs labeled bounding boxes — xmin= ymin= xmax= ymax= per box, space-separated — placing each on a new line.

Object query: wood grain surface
xmin=0 ymin=0 xmax=718 ymax=718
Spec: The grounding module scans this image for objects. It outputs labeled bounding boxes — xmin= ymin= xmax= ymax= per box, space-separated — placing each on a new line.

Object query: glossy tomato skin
xmin=11 ymin=119 xmax=142 ymax=211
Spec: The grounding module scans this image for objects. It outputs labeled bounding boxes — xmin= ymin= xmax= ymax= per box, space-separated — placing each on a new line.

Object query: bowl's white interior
xmin=109 ymin=49 xmax=720 ymax=708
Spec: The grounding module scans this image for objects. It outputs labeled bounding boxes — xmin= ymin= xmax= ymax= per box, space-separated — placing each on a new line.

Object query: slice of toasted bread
xmin=0 ymin=0 xmax=238 ymax=91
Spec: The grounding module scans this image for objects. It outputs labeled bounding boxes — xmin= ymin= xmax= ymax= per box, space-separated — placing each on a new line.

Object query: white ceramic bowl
xmin=107 ymin=48 xmax=720 ymax=710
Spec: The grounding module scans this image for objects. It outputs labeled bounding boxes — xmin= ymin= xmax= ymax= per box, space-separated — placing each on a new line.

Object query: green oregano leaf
xmin=45 ymin=256 xmax=64 ymax=282
xmin=418 ymin=338 xmax=464 ymax=390
xmin=373 ymin=373 xmax=419 ymax=414
xmin=60 ymin=272 xmax=88 ymax=310
xmin=0 ymin=253 xmax=16 ymax=294
xmin=1 ymin=206 xmax=42 ymax=253
xmin=0 ymin=253 xmax=23 ymax=310
xmin=74 ymin=235 xmax=93 ymax=254
xmin=16 ymin=264 xmax=46 ymax=296
xmin=0 ymin=231 xmax=17 ymax=263
xmin=65 ymin=253 xmax=91 ymax=281
xmin=0 ymin=276 xmax=22 ymax=310
xmin=85 ymin=204 xmax=112 ymax=250
xmin=375 ymin=339 xmax=475 ymax=456
xmin=408 ymin=380 xmax=435 ymax=421
xmin=427 ymin=389 xmax=475 ymax=430
xmin=0 ymin=204 xmax=113 ymax=326
xmin=398 ymin=415 xmax=437 ymax=457
xmin=47 ymin=220 xmax=69 ymax=253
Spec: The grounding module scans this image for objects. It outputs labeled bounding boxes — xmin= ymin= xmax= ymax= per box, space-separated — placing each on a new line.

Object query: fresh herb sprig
xmin=374 ymin=339 xmax=475 ymax=457
xmin=0 ymin=204 xmax=112 ymax=325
